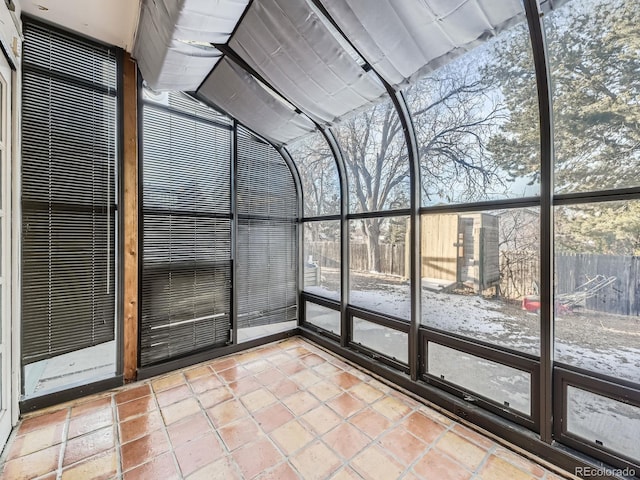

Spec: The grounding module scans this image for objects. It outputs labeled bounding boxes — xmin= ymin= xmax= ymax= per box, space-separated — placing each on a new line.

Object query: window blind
xmin=21 ymin=22 xmax=118 ymax=365
xmin=140 ymin=91 xmax=232 ymax=366
xmin=236 ymin=127 xmax=298 ymax=329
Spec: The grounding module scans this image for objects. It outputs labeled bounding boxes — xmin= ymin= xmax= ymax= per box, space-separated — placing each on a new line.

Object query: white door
xmin=0 ymin=51 xmax=13 ymax=449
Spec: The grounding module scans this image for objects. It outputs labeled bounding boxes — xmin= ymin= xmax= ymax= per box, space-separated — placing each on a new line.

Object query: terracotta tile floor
xmin=0 ymin=338 xmax=573 ymax=480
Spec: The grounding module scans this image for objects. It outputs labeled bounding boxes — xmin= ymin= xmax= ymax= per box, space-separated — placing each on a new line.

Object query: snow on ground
xmin=555 ymin=342 xmax=640 ymax=384
xmin=305 ymin=286 xmax=339 ymax=302
xmin=304 ymin=281 xmax=640 ymax=384
xmin=567 ymin=387 xmax=640 ymax=460
xmin=308 ymin=283 xmax=512 ymax=337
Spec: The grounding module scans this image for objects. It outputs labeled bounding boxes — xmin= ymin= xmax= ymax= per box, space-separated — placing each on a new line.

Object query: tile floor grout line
xmin=198 ymin=344 xmax=290 ymax=478
xmin=401 ymin=415 xmax=478 ymax=479
xmin=112 ymin=391 xmax=124 ymax=479
xmin=474 ymin=443 xmax=499 ymax=476
xmin=246 ymin=380 xmax=315 ymax=475
xmin=302 ymin=355 xmax=413 ymax=477
xmin=382 ymin=417 xmax=444 ymax=478
xmin=316 ymin=435 xmax=354 ymax=478
xmin=245 ymin=342 xmax=311 ymax=478
xmin=116 ymin=380 xmax=178 ymax=477
xmin=376 ymin=403 xmax=431 ymax=478
xmin=55 ymin=406 xmax=71 ymax=480
xmin=257 ymin=341 xmax=352 ymax=479
xmin=188 ymin=366 xmax=246 ymax=479
xmin=276 ymin=368 xmax=349 ymax=478
xmin=153 ymin=373 xmax=188 ymax=479
xmin=257 ymin=341 xmax=312 ymax=473
xmin=197 ymin=371 xmax=246 ymax=451
xmin=300 ymin=339 xmax=490 ymax=479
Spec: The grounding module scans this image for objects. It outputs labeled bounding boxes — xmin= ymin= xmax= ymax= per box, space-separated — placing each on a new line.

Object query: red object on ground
xmin=522 ymin=295 xmax=541 ymax=313
xmin=522 ymin=296 xmax=574 ymax=315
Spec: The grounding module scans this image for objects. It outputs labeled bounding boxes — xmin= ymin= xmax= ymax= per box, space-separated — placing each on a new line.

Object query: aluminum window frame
xmin=553 ymin=365 xmax=640 ymax=472
xmin=420 ymin=328 xmax=540 ymax=431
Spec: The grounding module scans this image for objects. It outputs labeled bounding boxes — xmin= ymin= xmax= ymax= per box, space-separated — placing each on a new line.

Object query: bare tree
xmin=288 ymin=132 xmax=340 ymax=219
xmin=337 ymin=66 xmax=505 ymax=272
xmin=290 ymin=62 xmax=508 ymax=272
xmin=497 ymin=209 xmax=540 ymax=299
xmin=407 ymin=62 xmax=510 ymax=204
xmin=334 ymin=100 xmax=409 ymax=272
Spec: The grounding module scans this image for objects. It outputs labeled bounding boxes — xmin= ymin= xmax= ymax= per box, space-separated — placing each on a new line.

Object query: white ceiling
xmin=20 ymin=0 xmax=141 ymax=51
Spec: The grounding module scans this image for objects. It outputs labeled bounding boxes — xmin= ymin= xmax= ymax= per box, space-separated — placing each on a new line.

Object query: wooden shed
xmin=412 ymin=213 xmax=500 ymax=294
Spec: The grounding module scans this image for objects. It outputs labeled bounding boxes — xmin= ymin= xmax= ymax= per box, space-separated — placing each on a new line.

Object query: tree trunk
xmin=364 ymin=219 xmax=382 ymax=272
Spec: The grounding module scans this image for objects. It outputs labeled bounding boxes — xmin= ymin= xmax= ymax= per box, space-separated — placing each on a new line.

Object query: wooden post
xmin=122 ymin=53 xmax=139 ymax=382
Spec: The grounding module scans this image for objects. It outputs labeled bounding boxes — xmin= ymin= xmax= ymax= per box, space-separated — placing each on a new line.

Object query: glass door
xmin=0 ymin=50 xmax=13 ymax=449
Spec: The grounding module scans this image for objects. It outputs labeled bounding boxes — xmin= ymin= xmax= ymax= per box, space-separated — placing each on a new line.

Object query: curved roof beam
xmin=319 ymin=128 xmax=351 ymax=347
xmin=308 ymin=0 xmax=422 ymax=379
xmin=208 ymin=42 xmax=348 ymax=224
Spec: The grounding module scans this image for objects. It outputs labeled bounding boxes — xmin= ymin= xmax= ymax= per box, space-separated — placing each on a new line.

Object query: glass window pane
xmin=305 ymin=302 xmax=340 ymax=335
xmin=427 ymin=342 xmax=531 ymax=416
xmin=421 ymin=209 xmax=540 ymax=355
xmin=303 ymin=221 xmax=340 ymax=300
xmin=555 ymin=201 xmax=640 ymax=384
xmin=567 ymin=386 xmax=640 ymax=462
xmin=353 ymin=317 xmax=407 ymax=364
xmin=406 ymin=12 xmax=539 ymax=206
xmin=349 ymin=216 xmax=409 ymax=319
xmin=545 ymin=0 xmax=640 ymax=194
xmin=333 ymin=96 xmax=410 ymax=214
xmin=287 ymin=133 xmax=341 ymax=217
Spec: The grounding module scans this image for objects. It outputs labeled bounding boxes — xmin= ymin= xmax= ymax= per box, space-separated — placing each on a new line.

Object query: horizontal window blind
xmin=237 ymin=220 xmax=298 ymax=328
xmin=21 ymin=22 xmax=118 ymax=365
xmin=237 ymin=129 xmax=298 ymax=218
xmin=141 ymin=91 xmax=232 ymax=366
xmin=236 ymin=127 xmax=298 ymax=329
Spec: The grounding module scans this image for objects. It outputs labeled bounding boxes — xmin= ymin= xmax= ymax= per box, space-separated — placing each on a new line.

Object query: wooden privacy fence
xmin=555 ymin=253 xmax=640 ymax=316
xmin=306 ymin=242 xmax=406 ymax=277
xmin=306 ymin=242 xmax=640 ymax=316
xmin=500 ymin=252 xmax=640 ymax=316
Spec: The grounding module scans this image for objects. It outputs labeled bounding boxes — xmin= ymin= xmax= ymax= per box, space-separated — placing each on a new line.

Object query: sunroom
xmin=0 ymin=0 xmax=637 ymax=478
